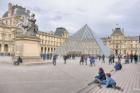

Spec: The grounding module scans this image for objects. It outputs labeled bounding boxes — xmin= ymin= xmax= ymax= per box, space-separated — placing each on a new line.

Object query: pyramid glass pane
xmin=54 ymin=25 xmax=112 ymax=56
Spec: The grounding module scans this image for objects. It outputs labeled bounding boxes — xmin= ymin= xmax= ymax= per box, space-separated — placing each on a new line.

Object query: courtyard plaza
xmin=0 ymin=57 xmax=139 ymax=93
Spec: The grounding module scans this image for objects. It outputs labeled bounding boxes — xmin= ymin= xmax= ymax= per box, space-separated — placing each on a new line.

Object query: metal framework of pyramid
xmin=54 ymin=24 xmax=111 ymax=56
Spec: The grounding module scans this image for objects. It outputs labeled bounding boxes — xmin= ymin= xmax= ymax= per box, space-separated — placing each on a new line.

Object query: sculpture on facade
xmin=17 ymin=13 xmax=38 ymax=36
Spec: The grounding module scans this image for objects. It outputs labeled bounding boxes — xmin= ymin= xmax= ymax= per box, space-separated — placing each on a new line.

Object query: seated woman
xmin=88 ymin=68 xmax=106 ymax=86
xmin=114 ymin=62 xmax=122 ymax=71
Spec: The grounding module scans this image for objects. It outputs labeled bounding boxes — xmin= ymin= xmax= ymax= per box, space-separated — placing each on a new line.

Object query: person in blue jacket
xmin=90 ymin=56 xmax=96 ymax=66
xmin=101 ymin=73 xmax=123 ymax=91
xmin=102 ymin=73 xmax=116 ymax=88
xmin=114 ymin=62 xmax=122 ymax=71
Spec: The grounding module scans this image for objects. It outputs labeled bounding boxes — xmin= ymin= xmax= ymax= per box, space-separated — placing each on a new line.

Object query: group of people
xmin=88 ymin=68 xmax=123 ymax=91
xmin=80 ymin=55 xmax=96 ymax=66
xmin=98 ymin=55 xmax=105 ymax=62
xmin=52 ymin=53 xmax=139 ymax=66
xmin=125 ymin=53 xmax=138 ymax=64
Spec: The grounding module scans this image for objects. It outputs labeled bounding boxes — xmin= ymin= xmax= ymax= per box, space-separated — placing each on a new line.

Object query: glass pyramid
xmin=54 ymin=24 xmax=112 ymax=57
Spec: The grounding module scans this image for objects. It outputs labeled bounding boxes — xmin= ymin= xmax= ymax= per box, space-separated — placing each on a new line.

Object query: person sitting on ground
xmin=14 ymin=56 xmax=22 ymax=65
xmin=18 ymin=56 xmax=22 ymax=63
xmin=88 ymin=67 xmax=106 ymax=86
xmin=114 ymin=62 xmax=122 ymax=71
xmin=101 ymin=73 xmax=123 ymax=91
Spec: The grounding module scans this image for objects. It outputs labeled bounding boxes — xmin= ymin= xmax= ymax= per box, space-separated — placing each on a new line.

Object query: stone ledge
xmin=133 ymin=88 xmax=140 ymax=93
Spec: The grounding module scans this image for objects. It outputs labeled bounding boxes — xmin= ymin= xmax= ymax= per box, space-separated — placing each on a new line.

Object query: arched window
xmin=45 ymin=47 xmax=47 ymax=53
xmin=48 ymin=48 xmax=50 ymax=52
xmin=41 ymin=47 xmax=43 ymax=54
xmin=4 ymin=44 xmax=8 ymax=52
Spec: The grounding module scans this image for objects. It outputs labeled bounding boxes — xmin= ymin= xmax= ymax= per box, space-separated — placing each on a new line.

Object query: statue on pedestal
xmin=17 ymin=13 xmax=38 ymax=36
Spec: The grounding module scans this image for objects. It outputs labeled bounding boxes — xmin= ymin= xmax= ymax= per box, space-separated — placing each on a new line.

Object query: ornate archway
xmin=4 ymin=44 xmax=8 ymax=53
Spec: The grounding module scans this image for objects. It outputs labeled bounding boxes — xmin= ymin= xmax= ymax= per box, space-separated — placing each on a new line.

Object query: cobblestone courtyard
xmin=0 ymin=58 xmax=139 ymax=93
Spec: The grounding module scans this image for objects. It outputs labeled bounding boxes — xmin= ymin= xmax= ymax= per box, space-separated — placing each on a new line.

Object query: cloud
xmin=0 ymin=0 xmax=140 ymax=37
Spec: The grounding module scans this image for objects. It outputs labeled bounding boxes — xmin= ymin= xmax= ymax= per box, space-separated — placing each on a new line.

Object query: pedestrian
xmin=124 ymin=54 xmax=129 ymax=64
xmin=118 ymin=54 xmax=121 ymax=62
xmin=90 ymin=56 xmax=95 ymax=66
xmin=63 ymin=55 xmax=67 ymax=64
xmin=52 ymin=55 xmax=57 ymax=66
xmin=130 ymin=53 xmax=133 ymax=63
xmin=102 ymin=55 xmax=105 ymax=63
xmin=112 ymin=54 xmax=115 ymax=63
xmin=84 ymin=55 xmax=88 ymax=65
xmin=134 ymin=53 xmax=138 ymax=64
xmin=80 ymin=55 xmax=84 ymax=65
xmin=99 ymin=55 xmax=101 ymax=61
xmin=109 ymin=55 xmax=112 ymax=64
xmin=43 ymin=53 xmax=45 ymax=61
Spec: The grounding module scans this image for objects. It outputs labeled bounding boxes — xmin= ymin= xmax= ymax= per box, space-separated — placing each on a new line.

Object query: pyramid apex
xmin=84 ymin=24 xmax=88 ymax=27
xmin=82 ymin=24 xmax=90 ymax=30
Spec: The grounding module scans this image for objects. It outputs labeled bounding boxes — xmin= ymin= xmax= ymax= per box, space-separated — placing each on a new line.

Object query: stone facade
xmin=0 ymin=3 xmax=69 ymax=56
xmin=102 ymin=26 xmax=139 ymax=55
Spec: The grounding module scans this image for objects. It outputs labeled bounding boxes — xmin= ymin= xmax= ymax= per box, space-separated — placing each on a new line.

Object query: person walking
xmin=125 ymin=54 xmax=129 ymax=64
xmin=109 ymin=55 xmax=112 ymax=64
xmin=118 ymin=54 xmax=121 ymax=62
xmin=90 ymin=56 xmax=95 ymax=66
xmin=99 ymin=55 xmax=101 ymax=61
xmin=80 ymin=55 xmax=84 ymax=65
xmin=52 ymin=55 xmax=57 ymax=66
xmin=84 ymin=55 xmax=88 ymax=65
xmin=63 ymin=55 xmax=67 ymax=64
xmin=130 ymin=53 xmax=133 ymax=63
xmin=134 ymin=53 xmax=138 ymax=64
xmin=112 ymin=54 xmax=115 ymax=63
xmin=102 ymin=55 xmax=105 ymax=63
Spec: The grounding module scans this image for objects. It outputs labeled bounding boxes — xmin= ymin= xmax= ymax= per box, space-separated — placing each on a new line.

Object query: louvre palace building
xmin=0 ymin=2 xmax=139 ymax=57
xmin=102 ymin=27 xmax=139 ymax=56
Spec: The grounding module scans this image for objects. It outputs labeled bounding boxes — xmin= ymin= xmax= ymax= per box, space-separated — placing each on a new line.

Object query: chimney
xmin=8 ymin=2 xmax=13 ymax=17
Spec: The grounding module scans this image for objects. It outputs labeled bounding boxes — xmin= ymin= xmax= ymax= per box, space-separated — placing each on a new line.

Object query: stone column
xmin=1 ymin=44 xmax=4 ymax=53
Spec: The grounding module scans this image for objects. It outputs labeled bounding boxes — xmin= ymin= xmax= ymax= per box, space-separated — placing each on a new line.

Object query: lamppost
xmin=138 ymin=35 xmax=140 ymax=62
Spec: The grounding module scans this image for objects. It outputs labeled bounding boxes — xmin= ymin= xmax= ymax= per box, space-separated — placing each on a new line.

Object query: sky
xmin=0 ymin=0 xmax=140 ymax=37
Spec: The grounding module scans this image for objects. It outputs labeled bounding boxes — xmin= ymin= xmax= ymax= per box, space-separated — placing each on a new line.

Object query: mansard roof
xmin=111 ymin=27 xmax=124 ymax=36
xmin=2 ymin=4 xmax=30 ymax=18
xmin=54 ymin=27 xmax=68 ymax=36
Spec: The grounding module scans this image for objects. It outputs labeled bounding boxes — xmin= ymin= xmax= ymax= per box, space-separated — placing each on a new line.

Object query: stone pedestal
xmin=14 ymin=35 xmax=42 ymax=63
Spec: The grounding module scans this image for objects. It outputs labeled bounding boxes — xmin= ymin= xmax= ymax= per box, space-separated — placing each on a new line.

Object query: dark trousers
xmin=53 ymin=60 xmax=56 ymax=66
xmin=130 ymin=58 xmax=133 ymax=63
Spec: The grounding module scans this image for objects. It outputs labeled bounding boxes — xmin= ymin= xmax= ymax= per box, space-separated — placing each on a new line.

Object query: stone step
xmin=133 ymin=88 xmax=140 ymax=93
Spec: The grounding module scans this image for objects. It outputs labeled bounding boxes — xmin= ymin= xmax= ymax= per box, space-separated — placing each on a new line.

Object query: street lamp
xmin=139 ymin=36 xmax=140 ymax=62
